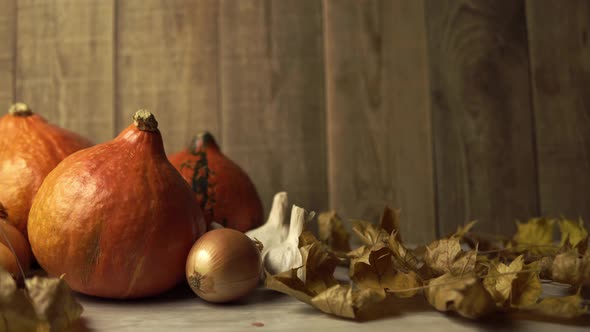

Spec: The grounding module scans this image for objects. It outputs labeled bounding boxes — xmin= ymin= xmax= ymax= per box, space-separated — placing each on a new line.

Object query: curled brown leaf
xmin=512 ymin=218 xmax=557 ymax=256
xmin=523 ymin=294 xmax=589 ymax=319
xmin=424 ymin=238 xmax=476 ymax=277
xmin=310 ymin=285 xmax=392 ymax=320
xmin=558 ymin=218 xmax=588 ymax=254
xmin=424 ymin=273 xmax=496 ymax=319
xmin=0 ymin=268 xmax=82 ymax=331
xmin=550 ymin=251 xmax=590 ymax=287
xmin=352 ymin=220 xmax=389 ymax=246
xmin=318 ymin=211 xmax=351 ymax=254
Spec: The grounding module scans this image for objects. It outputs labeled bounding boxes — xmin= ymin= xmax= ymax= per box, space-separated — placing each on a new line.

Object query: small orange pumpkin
xmin=28 ymin=110 xmax=206 ymax=299
xmin=169 ymin=132 xmax=264 ymax=232
xmin=0 ymin=203 xmax=31 ymax=277
xmin=0 ymin=103 xmax=93 ymax=236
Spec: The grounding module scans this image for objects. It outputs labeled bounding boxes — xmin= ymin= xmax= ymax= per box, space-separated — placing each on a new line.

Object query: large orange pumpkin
xmin=28 ymin=110 xmax=206 ymax=299
xmin=169 ymin=132 xmax=264 ymax=232
xmin=0 ymin=103 xmax=93 ymax=236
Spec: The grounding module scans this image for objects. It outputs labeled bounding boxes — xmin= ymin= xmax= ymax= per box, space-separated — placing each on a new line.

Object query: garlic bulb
xmin=263 ymin=205 xmax=315 ymax=275
xmin=245 ymin=192 xmax=290 ymax=260
xmin=246 ymin=192 xmax=315 ymax=276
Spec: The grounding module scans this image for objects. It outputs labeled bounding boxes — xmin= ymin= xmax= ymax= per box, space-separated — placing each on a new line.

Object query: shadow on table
xmin=292 ymin=294 xmax=590 ymax=329
xmin=293 ymin=294 xmax=435 ymax=322
xmin=65 ymin=318 xmax=93 ymax=332
xmin=75 ymin=282 xmax=285 ymax=306
xmin=441 ymin=310 xmax=590 ymax=331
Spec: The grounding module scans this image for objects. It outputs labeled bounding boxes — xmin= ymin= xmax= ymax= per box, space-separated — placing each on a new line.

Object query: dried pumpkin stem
xmin=8 ymin=103 xmax=33 ymax=116
xmin=190 ymin=131 xmax=219 ymax=153
xmin=133 ymin=109 xmax=158 ymax=131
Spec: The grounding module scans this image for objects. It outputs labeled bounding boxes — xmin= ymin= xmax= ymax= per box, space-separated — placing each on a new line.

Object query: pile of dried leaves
xmin=265 ymin=207 xmax=590 ymax=321
xmin=0 ymin=268 xmax=83 ymax=331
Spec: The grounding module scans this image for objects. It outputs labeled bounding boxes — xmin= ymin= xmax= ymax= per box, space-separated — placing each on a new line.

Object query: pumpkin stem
xmin=190 ymin=131 xmax=219 ymax=153
xmin=133 ymin=109 xmax=158 ymax=131
xmin=8 ymin=103 xmax=33 ymax=116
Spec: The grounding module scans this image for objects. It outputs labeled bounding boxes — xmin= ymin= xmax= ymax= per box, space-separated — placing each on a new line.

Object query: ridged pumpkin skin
xmin=0 ymin=204 xmax=32 ymax=277
xmin=169 ymin=132 xmax=263 ymax=232
xmin=28 ymin=111 xmax=206 ymax=299
xmin=0 ymin=103 xmax=93 ymax=236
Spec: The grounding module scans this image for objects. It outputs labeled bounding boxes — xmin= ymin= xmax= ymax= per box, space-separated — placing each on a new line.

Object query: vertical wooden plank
xmin=323 ymin=0 xmax=436 ymax=242
xmin=0 ymin=0 xmax=16 ymax=110
xmin=117 ymin=0 xmax=219 ymax=153
xmin=526 ymin=1 xmax=590 ymax=222
xmin=426 ymin=0 xmax=538 ymax=235
xmin=16 ymin=0 xmax=114 ymax=142
xmin=219 ymin=0 xmax=328 ymax=216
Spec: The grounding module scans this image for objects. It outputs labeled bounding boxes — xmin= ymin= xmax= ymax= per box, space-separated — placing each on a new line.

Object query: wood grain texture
xmin=116 ymin=0 xmax=220 ymax=153
xmin=526 ymin=0 xmax=590 ymax=222
xmin=425 ymin=0 xmax=538 ymax=235
xmin=323 ymin=0 xmax=436 ymax=242
xmin=0 ymin=0 xmax=15 ymax=110
xmin=16 ymin=0 xmax=114 ymax=143
xmin=219 ymin=0 xmax=328 ymax=216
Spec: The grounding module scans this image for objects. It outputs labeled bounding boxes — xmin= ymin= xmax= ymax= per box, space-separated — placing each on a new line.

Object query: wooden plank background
xmin=1 ymin=0 xmax=588 ymax=243
xmin=426 ymin=0 xmax=538 ymax=236
xmin=525 ymin=0 xmax=590 ymax=224
xmin=16 ymin=0 xmax=115 ymax=143
xmin=0 ymin=0 xmax=15 ymax=109
xmin=323 ymin=0 xmax=435 ymax=243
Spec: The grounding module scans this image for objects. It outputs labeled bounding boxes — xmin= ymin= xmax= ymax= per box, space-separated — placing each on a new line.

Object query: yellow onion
xmin=186 ymin=228 xmax=261 ymax=303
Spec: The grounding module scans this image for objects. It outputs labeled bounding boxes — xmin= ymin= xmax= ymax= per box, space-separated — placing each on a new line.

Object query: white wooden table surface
xmin=68 ymin=282 xmax=590 ymax=332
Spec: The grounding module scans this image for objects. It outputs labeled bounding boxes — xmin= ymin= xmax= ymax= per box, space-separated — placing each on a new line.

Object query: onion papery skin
xmin=186 ymin=228 xmax=261 ymax=303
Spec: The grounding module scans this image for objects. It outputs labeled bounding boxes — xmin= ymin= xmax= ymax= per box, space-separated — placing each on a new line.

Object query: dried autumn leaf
xmin=483 ymin=255 xmax=524 ymax=305
xmin=349 ymin=243 xmax=390 ymax=282
xmin=550 ymin=250 xmax=590 ymax=286
xmin=347 ymin=245 xmax=368 ymax=260
xmin=310 ymin=284 xmax=391 ymax=320
xmin=452 ymin=220 xmax=478 ymax=239
xmin=511 ymin=261 xmax=542 ymax=307
xmin=25 ymin=275 xmax=83 ymax=332
xmin=0 ymin=268 xmax=39 ymax=332
xmin=558 ymin=218 xmax=588 ymax=253
xmin=387 ymin=271 xmax=421 ymax=298
xmin=299 ymin=231 xmax=320 ymax=248
xmin=483 ymin=256 xmax=541 ymax=307
xmin=265 ymin=235 xmax=340 ymax=303
xmin=524 ymin=294 xmax=589 ymax=319
xmin=424 ymin=273 xmax=495 ymax=319
xmin=318 ymin=211 xmax=351 ymax=253
xmin=424 ymin=238 xmax=476 ymax=276
xmin=264 ymin=269 xmax=314 ymax=304
xmin=387 ymin=231 xmax=419 ymax=272
xmin=379 ymin=206 xmax=401 ymax=240
xmin=513 ymin=218 xmax=557 ymax=255
xmin=351 ymin=220 xmax=389 ymax=246
xmin=349 ymin=238 xmax=420 ymax=298
xmin=299 ymin=242 xmax=340 ymax=294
